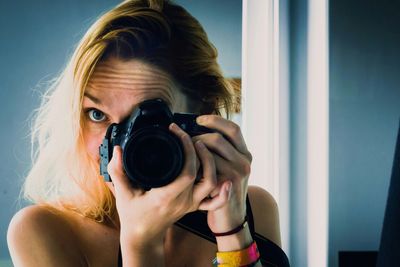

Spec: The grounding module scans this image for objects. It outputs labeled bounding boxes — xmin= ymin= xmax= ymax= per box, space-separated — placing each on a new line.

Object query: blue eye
xmin=88 ymin=109 xmax=106 ymax=122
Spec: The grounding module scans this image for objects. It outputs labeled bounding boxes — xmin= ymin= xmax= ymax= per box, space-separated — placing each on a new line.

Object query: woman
xmin=7 ymin=0 xmax=287 ymax=266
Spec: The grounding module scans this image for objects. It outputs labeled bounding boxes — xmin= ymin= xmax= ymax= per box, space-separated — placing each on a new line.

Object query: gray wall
xmin=0 ymin=0 xmax=241 ymax=264
xmin=177 ymin=0 xmax=242 ymax=77
xmin=288 ymin=0 xmax=400 ymax=266
xmin=0 ymin=1 xmax=120 ymax=263
xmin=329 ymin=0 xmax=400 ymax=266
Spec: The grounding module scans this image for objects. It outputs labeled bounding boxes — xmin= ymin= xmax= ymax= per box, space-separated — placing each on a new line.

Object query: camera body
xmin=99 ymin=98 xmax=213 ymax=190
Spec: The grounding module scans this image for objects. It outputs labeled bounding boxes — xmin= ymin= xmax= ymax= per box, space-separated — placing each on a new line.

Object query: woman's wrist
xmin=212 ymin=216 xmax=248 ymax=237
xmin=215 ymin=224 xmax=254 ymax=252
xmin=213 ymin=241 xmax=261 ymax=267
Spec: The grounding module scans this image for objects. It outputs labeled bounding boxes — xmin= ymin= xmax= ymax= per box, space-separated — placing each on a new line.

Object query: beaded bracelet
xmin=212 ymin=241 xmax=260 ymax=267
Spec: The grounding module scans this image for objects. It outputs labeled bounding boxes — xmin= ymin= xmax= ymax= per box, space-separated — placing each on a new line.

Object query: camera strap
xmin=175 ymin=196 xmax=290 ymax=267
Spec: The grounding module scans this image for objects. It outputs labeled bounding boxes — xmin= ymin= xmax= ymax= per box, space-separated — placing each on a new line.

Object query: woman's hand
xmin=107 ymin=123 xmax=222 ymax=265
xmin=193 ymin=115 xmax=253 ymax=243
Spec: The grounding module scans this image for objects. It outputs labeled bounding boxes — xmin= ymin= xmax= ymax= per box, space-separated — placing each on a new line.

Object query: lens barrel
xmin=122 ymin=126 xmax=184 ymax=189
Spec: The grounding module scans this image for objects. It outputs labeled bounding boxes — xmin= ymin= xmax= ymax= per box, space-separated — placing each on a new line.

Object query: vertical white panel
xmin=242 ymin=0 xmax=290 ymax=253
xmin=277 ymin=0 xmax=291 ymax=257
xmin=273 ymin=0 xmax=281 ymax=203
xmin=307 ymin=0 xmax=329 ymax=266
xmin=242 ymin=0 xmax=275 ymax=195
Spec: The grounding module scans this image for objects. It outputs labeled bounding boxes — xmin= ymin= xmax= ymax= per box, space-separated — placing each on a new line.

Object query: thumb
xmin=198 ymin=181 xmax=232 ymax=211
xmin=107 ymin=146 xmax=135 ymax=200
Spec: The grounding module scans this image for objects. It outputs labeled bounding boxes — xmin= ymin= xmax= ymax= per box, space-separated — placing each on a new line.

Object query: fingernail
xmin=196 ymin=116 xmax=205 ymax=124
xmin=169 ymin=123 xmax=177 ymax=130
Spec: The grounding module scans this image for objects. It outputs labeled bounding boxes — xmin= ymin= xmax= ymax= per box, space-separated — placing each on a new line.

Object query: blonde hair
xmin=24 ymin=0 xmax=236 ymax=222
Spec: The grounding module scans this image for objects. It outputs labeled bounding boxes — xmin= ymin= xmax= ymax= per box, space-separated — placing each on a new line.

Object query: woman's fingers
xmin=190 ymin=136 xmax=251 ymax=184
xmin=166 ymin=123 xmax=223 ymax=211
xmin=163 ymin=123 xmax=198 ymax=195
xmin=192 ymin=140 xmax=217 ymax=204
xmin=198 ymin=181 xmax=232 ymax=211
xmin=192 ymin=132 xmax=239 ymax=162
xmin=107 ymin=146 xmax=142 ymax=200
xmin=196 ymin=115 xmax=250 ymax=158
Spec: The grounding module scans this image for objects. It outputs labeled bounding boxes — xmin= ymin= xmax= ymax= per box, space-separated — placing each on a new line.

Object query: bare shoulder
xmin=7 ymin=205 xmax=86 ymax=267
xmin=247 ymin=186 xmax=282 ymax=247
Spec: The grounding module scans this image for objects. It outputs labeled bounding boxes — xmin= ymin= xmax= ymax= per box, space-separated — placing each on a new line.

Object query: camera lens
xmin=123 ymin=126 xmax=183 ymax=189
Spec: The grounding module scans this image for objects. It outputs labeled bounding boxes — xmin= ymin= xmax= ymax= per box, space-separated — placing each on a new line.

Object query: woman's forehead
xmin=85 ymin=58 xmax=177 ymax=104
xmin=87 ymin=58 xmax=175 ymax=91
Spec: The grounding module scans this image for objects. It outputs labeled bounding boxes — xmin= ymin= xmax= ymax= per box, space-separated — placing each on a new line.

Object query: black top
xmin=118 ymin=196 xmax=290 ymax=266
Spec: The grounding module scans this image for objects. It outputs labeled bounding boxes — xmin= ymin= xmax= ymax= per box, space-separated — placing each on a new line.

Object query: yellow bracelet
xmin=213 ymin=241 xmax=260 ymax=267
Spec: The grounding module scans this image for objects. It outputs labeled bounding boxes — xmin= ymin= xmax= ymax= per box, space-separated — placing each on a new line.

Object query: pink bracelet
xmin=213 ymin=241 xmax=260 ymax=267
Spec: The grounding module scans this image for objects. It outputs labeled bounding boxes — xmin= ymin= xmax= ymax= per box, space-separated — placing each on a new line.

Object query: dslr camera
xmin=99 ymin=98 xmax=213 ymax=190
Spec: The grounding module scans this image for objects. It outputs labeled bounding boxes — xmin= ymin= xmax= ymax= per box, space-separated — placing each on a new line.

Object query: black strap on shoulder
xmin=118 ymin=243 xmax=122 ymax=267
xmin=175 ymin=196 xmax=290 ymax=267
xmin=175 ymin=197 xmax=255 ymax=244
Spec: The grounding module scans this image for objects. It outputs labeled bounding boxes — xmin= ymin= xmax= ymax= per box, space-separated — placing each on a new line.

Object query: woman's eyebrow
xmin=83 ymin=92 xmax=102 ymax=105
